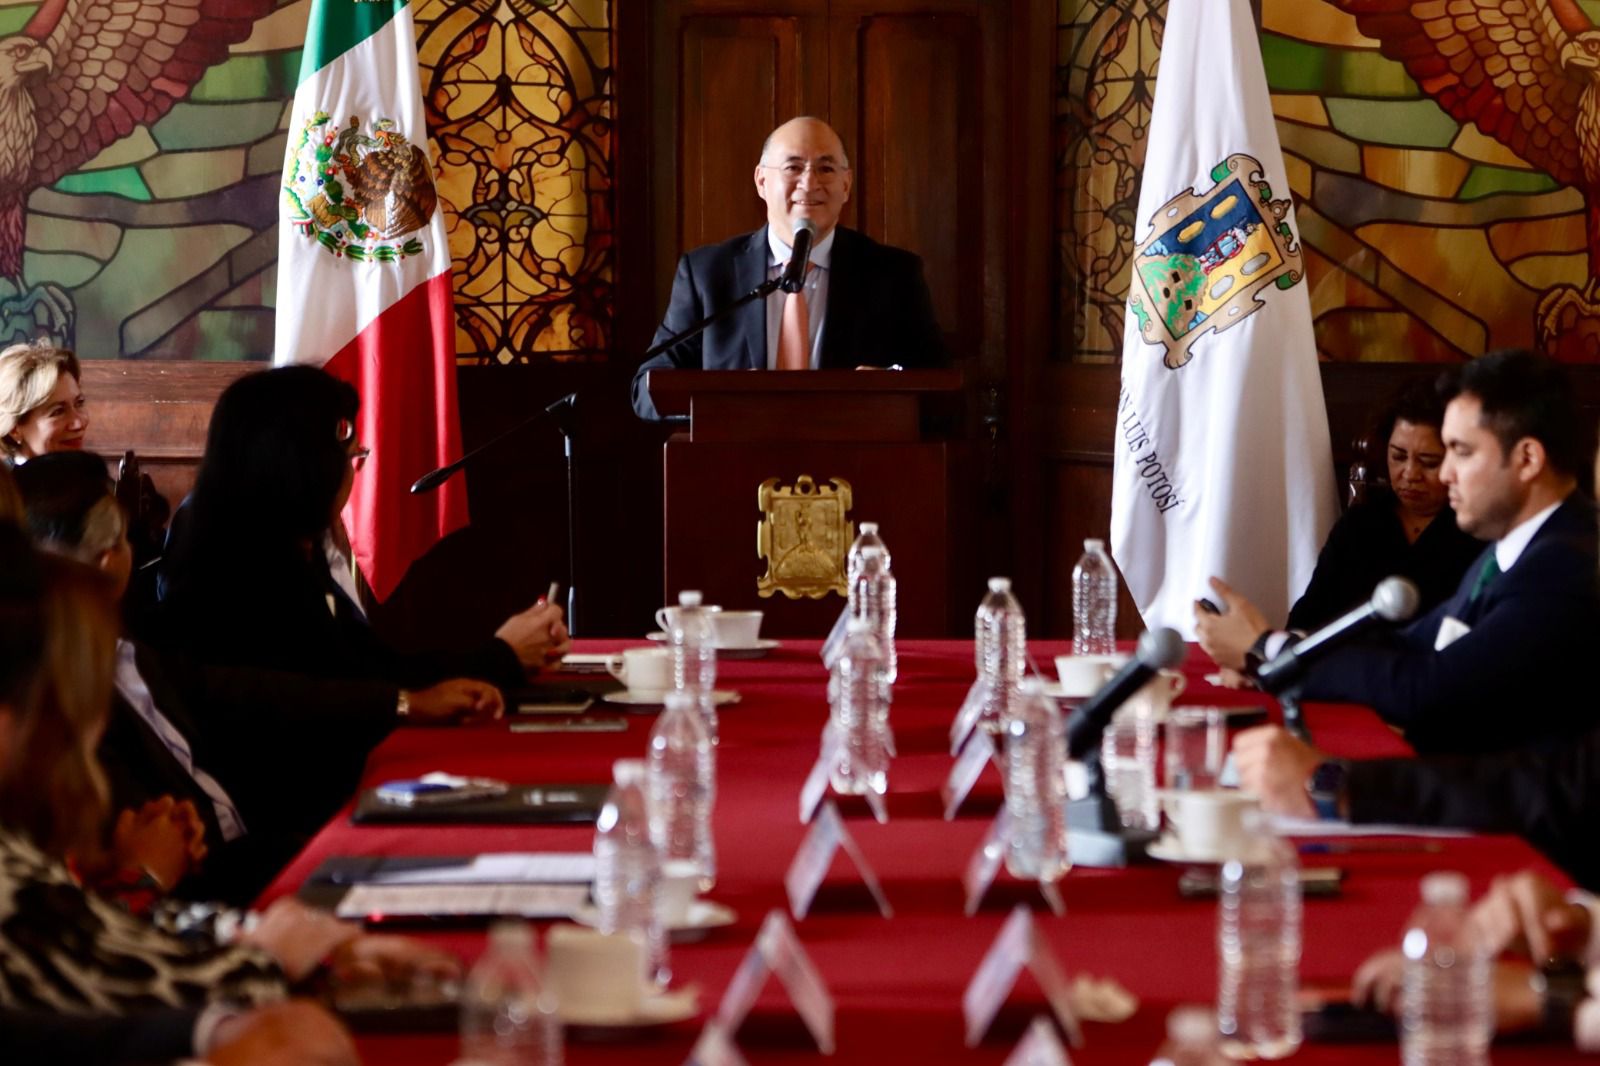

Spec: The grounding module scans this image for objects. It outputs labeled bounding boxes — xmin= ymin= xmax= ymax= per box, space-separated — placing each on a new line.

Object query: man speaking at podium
xmin=631 ymin=117 xmax=948 ymax=421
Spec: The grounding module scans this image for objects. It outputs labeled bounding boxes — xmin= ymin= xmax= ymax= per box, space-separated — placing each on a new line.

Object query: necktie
xmin=1468 ymin=553 xmax=1501 ymax=603
xmin=776 ymin=263 xmax=811 ymax=371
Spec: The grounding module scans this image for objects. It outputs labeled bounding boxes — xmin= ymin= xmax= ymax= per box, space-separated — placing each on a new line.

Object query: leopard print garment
xmin=0 ymin=829 xmax=285 ymax=1013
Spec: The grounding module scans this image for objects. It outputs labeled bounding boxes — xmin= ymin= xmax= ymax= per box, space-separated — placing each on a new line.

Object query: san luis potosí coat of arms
xmin=1128 ymin=153 xmax=1304 ymax=369
xmin=283 ymin=113 xmax=438 ymax=262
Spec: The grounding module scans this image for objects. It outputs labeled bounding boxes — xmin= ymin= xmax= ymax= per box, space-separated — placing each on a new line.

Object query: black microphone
xmin=780 ymin=219 xmax=816 ymax=294
xmin=410 ymin=392 xmax=577 ymax=494
xmin=1066 ymin=627 xmax=1187 ymax=760
xmin=1255 ymin=576 xmax=1420 ymax=695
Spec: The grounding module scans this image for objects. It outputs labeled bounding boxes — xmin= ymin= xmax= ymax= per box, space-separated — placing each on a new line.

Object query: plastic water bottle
xmin=592 ymin=759 xmax=667 ymax=985
xmin=854 ymin=542 xmax=898 ymax=684
xmin=1217 ymin=811 xmax=1302 ymax=1060
xmin=1149 ymin=1006 xmax=1230 ymax=1066
xmin=1400 ymin=872 xmax=1491 ymax=1066
xmin=975 ymin=577 xmax=1026 ymax=729
xmin=668 ymin=590 xmax=717 ymax=741
xmin=459 ymin=921 xmax=562 ymax=1065
xmin=1000 ymin=678 xmax=1070 ymax=882
xmin=828 ymin=619 xmax=890 ymax=796
xmin=1101 ymin=701 xmax=1159 ymax=830
xmin=647 ymin=691 xmax=716 ymax=891
xmin=848 ymin=522 xmax=889 ymax=581
xmin=1072 ymin=538 xmax=1118 ymax=656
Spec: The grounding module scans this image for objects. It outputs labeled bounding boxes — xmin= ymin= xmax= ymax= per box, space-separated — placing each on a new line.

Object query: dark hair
xmin=1438 ymin=350 xmax=1585 ymax=477
xmin=0 ymin=521 xmax=44 ymax=711
xmin=12 ymin=450 xmax=116 ymax=552
xmin=163 ymin=366 xmax=357 ymax=595
xmin=1370 ymin=377 xmax=1447 ymax=465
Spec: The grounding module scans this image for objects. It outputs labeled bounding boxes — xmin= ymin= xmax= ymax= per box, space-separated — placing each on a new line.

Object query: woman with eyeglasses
xmin=153 ymin=365 xmax=566 ymax=691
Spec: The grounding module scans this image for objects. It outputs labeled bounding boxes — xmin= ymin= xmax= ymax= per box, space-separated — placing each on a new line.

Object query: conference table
xmin=262 ymin=640 xmax=1586 ymax=1064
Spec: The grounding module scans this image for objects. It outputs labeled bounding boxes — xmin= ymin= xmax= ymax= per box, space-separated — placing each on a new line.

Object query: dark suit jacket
xmin=1347 ymin=731 xmax=1600 ymax=891
xmin=1301 ymin=493 xmax=1600 ymax=754
xmin=1 ymin=1007 xmax=200 ymax=1065
xmin=631 ymin=225 xmax=948 ymax=420
xmin=98 ymin=641 xmax=400 ymax=903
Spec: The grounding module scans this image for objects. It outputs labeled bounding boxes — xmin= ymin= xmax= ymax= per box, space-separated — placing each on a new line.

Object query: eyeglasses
xmin=759 ymin=160 xmax=849 ymax=182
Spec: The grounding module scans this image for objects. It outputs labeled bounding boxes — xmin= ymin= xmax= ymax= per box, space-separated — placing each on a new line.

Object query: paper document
xmin=337 ymin=882 xmax=589 ymax=919
xmin=367 ymin=852 xmax=596 ymax=885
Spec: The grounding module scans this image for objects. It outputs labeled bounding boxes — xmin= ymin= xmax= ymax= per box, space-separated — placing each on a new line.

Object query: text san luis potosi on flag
xmin=1110 ymin=0 xmax=1338 ymax=640
xmin=275 ymin=0 xmax=466 ymax=602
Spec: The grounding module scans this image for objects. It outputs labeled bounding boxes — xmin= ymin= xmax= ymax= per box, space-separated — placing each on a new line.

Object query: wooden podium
xmin=647 ymin=369 xmax=965 ymax=638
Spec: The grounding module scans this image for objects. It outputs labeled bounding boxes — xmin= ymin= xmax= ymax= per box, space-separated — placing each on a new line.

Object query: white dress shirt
xmin=764 ymin=225 xmax=834 ymax=370
xmin=113 ymin=640 xmax=247 ymax=842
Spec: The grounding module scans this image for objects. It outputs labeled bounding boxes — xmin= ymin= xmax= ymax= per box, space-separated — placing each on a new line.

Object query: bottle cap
xmin=678 ymin=590 xmax=703 ymax=607
xmin=1420 ymin=871 xmax=1469 ymax=907
xmin=1084 ymin=538 xmax=1105 ymax=551
xmin=612 ymin=758 xmax=647 ymax=785
xmin=860 ymin=522 xmax=879 ymax=535
xmin=987 ymin=577 xmax=1012 ymax=593
xmin=1166 ymin=1006 xmax=1216 ymax=1045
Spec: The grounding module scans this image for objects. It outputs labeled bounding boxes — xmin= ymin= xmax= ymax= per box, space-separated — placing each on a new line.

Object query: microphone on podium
xmin=780 ymin=219 xmax=817 ymax=293
xmin=1066 ymin=627 xmax=1187 ymax=760
xmin=1255 ymin=575 xmax=1420 ymax=696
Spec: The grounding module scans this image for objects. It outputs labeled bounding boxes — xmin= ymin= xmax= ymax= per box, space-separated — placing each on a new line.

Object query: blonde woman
xmin=0 ymin=342 xmax=87 ymax=463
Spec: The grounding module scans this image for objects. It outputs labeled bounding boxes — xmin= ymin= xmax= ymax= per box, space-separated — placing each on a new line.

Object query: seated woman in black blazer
xmin=1286 ymin=377 xmax=1485 ymax=631
xmin=152 ymin=365 xmax=566 ymax=690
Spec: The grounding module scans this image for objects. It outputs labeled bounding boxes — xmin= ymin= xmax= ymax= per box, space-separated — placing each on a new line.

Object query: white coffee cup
xmin=658 ymin=860 xmax=702 ymax=925
xmin=709 ymin=610 xmax=763 ymax=649
xmin=607 ymin=647 xmax=672 ymax=697
xmin=656 ymin=603 xmax=722 ymax=634
xmin=1053 ymin=653 xmax=1129 ymax=697
xmin=546 ymin=926 xmax=645 ymax=1021
xmin=1162 ymin=789 xmax=1257 ymax=860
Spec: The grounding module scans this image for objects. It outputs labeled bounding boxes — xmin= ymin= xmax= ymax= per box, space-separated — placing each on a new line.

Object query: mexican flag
xmin=1110 ymin=0 xmax=1338 ymax=638
xmin=274 ymin=0 xmax=466 ymax=602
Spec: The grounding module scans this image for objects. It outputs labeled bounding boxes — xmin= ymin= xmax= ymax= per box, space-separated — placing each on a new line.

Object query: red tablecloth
xmin=262 ymin=640 xmax=1581 ymax=1064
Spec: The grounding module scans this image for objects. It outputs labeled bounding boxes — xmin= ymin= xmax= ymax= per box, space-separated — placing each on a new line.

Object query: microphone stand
xmin=641 ymin=275 xmax=787 ymax=364
xmin=1278 ymin=685 xmax=1312 ymax=744
xmin=409 ymin=393 xmax=582 ymax=635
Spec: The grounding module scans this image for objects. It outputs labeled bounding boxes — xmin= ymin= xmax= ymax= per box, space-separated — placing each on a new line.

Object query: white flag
xmin=1110 ymin=0 xmax=1338 ymax=639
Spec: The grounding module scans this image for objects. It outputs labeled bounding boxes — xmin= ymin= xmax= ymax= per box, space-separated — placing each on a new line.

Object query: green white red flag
xmin=275 ymin=0 xmax=466 ymax=601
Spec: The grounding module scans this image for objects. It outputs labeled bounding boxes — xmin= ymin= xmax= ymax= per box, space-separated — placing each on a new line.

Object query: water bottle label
xmin=942 ymin=730 xmax=998 ymax=821
xmin=783 ymin=800 xmax=893 ymax=921
xmin=715 ymin=910 xmax=836 ymax=1054
xmin=962 ymin=905 xmax=1083 ymax=1049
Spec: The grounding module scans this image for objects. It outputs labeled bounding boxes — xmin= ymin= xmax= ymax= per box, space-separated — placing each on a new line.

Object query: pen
xmin=539 ymin=580 xmax=560 ymax=606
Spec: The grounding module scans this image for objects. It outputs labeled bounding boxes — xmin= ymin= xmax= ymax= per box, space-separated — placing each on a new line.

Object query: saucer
xmin=1146 ymin=833 xmax=1228 ymax=865
xmin=600 ymin=689 xmax=741 ymax=709
xmin=645 ymin=632 xmax=781 ymax=658
xmin=570 ymin=900 xmax=737 ymax=942
xmin=559 ymin=985 xmax=699 ymax=1030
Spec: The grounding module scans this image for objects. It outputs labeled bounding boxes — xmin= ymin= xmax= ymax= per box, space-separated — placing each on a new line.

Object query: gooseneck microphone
xmin=1066 ymin=627 xmax=1187 ymax=760
xmin=780 ymin=218 xmax=816 ymax=293
xmin=410 ymin=392 xmax=577 ymax=495
xmin=1255 ymin=575 xmax=1420 ymax=695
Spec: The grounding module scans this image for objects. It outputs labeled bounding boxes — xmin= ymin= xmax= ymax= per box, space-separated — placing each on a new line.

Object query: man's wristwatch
xmin=1305 ymin=758 xmax=1349 ymax=821
xmin=1533 ymin=959 xmax=1589 ymax=1040
xmin=1243 ymin=630 xmax=1274 ymax=679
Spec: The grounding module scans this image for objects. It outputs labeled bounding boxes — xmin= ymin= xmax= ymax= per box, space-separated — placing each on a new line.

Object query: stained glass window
xmin=1057 ymin=0 xmax=1594 ymax=364
xmin=10 ymin=0 xmax=614 ymax=363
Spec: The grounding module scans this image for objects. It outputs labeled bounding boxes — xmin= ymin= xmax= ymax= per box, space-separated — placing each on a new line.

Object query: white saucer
xmin=559 ymin=985 xmax=699 ymax=1029
xmin=600 ymin=689 xmax=741 ymax=708
xmin=570 ymin=900 xmax=737 ymax=942
xmin=645 ymin=632 xmax=781 ymax=655
xmin=1040 ymin=682 xmax=1093 ymax=701
xmin=1146 ymin=833 xmax=1227 ymax=865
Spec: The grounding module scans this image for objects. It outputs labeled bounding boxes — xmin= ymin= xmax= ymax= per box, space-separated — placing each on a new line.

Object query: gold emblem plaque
xmin=757 ymin=476 xmax=853 ymax=600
